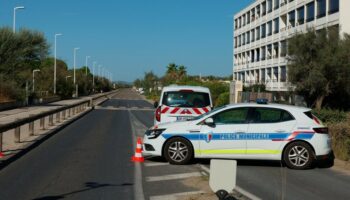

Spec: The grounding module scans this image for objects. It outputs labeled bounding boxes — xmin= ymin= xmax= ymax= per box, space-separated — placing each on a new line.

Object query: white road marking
xmin=149 ymin=191 xmax=205 ymax=200
xmin=144 ymin=162 xmax=169 ymax=167
xmin=146 ymin=172 xmax=202 ymax=182
xmin=200 ymin=165 xmax=261 ymax=200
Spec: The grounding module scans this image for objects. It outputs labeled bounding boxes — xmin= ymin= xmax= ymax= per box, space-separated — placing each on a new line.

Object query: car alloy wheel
xmin=283 ymin=141 xmax=315 ymax=170
xmin=164 ymin=137 xmax=193 ymax=165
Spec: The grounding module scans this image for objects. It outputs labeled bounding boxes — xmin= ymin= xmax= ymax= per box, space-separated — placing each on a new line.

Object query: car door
xmin=246 ymin=107 xmax=297 ymax=159
xmin=198 ymin=107 xmax=250 ymax=158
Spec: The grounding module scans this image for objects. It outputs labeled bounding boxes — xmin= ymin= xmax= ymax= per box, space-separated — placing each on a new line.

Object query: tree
xmin=287 ymin=27 xmax=350 ymax=109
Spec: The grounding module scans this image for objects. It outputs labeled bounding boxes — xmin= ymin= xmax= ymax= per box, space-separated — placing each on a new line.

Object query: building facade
xmin=233 ymin=0 xmax=349 ymax=91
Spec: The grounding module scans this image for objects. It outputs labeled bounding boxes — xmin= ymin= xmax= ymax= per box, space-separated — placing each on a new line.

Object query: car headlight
xmin=145 ymin=128 xmax=166 ymax=139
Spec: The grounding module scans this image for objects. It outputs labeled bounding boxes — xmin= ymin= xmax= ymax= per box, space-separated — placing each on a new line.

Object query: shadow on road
xmin=32 ymin=182 xmax=133 ymax=200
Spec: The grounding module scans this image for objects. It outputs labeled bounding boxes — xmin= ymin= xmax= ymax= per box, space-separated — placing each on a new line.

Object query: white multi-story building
xmin=233 ymin=0 xmax=349 ymax=91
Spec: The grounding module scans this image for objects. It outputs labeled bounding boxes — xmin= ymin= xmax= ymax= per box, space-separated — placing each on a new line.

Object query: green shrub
xmin=215 ymin=92 xmax=230 ymax=107
xmin=312 ymin=109 xmax=347 ymax=124
xmin=329 ymin=117 xmax=350 ymax=161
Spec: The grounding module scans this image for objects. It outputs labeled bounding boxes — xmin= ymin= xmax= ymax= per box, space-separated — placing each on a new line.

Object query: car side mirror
xmin=204 ymin=118 xmax=215 ymax=126
xmin=154 ymin=101 xmax=159 ymax=108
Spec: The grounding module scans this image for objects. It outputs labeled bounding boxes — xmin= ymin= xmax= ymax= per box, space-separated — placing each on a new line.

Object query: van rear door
xmin=160 ymin=90 xmax=211 ymax=123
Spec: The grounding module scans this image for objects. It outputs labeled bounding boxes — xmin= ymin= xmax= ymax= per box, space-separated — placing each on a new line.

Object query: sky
xmin=0 ymin=0 xmax=253 ymax=82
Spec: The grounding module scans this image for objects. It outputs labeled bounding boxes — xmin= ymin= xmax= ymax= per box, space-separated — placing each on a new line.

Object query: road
xmin=0 ymin=88 xmax=349 ymax=200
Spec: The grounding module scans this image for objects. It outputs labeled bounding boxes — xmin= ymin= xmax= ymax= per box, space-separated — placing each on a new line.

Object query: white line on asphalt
xmin=149 ymin=191 xmax=205 ymax=200
xmin=129 ymin=111 xmax=145 ymax=200
xmin=146 ymin=172 xmax=202 ymax=182
xmin=144 ymin=162 xmax=169 ymax=167
xmin=200 ymin=164 xmax=262 ymax=200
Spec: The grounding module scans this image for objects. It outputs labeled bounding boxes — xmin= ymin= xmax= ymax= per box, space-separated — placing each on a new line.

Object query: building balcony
xmin=266 ymin=81 xmax=292 ymax=91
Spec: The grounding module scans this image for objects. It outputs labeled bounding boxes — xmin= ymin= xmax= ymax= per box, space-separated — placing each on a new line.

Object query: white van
xmin=154 ymin=85 xmax=213 ymax=125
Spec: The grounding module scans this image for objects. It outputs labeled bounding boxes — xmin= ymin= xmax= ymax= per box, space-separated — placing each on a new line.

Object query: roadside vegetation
xmin=133 ymin=63 xmax=231 ymax=107
xmin=0 ymin=27 xmax=113 ymax=104
xmin=288 ymin=27 xmax=350 ymax=161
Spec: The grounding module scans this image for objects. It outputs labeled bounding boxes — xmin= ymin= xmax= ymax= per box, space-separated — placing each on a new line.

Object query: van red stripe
xmin=192 ymin=108 xmax=202 ymax=115
xmin=161 ymin=107 xmax=169 ymax=113
xmin=170 ymin=107 xmax=180 ymax=114
xmin=202 ymin=107 xmax=209 ymax=113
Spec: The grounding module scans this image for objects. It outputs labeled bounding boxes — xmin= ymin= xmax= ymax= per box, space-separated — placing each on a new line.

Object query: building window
xmin=274 ymin=18 xmax=279 ymax=33
xmin=267 ymin=0 xmax=272 ymax=13
xmin=329 ymin=0 xmax=339 ymax=14
xmin=243 ymin=15 xmax=246 ymax=26
xmin=317 ymin=0 xmax=326 ymax=18
xmin=262 ymin=1 xmax=267 ymax=16
xmin=289 ymin=10 xmax=295 ymax=27
xmin=239 ymin=17 xmax=241 ymax=28
xmin=242 ymin=34 xmax=246 ymax=45
xmin=246 ymin=32 xmax=250 ymax=44
xmin=261 ymin=24 xmax=266 ymax=38
xmin=235 ymin=19 xmax=238 ymax=29
xmin=251 ymin=30 xmax=255 ymax=42
xmin=261 ymin=46 xmax=266 ymax=60
xmin=251 ymin=50 xmax=255 ymax=62
xmin=274 ymin=0 xmax=280 ymax=10
xmin=267 ymin=44 xmax=272 ymax=59
xmin=257 ymin=5 xmax=261 ymax=17
xmin=306 ymin=2 xmax=315 ymax=22
xmin=267 ymin=21 xmax=273 ymax=36
xmin=280 ymin=40 xmax=287 ymax=57
xmin=256 ymin=27 xmax=261 ymax=40
xmin=280 ymin=66 xmax=286 ymax=82
xmin=273 ymin=43 xmax=279 ymax=58
xmin=247 ymin=12 xmax=251 ymax=24
xmin=238 ymin=35 xmax=241 ymax=47
xmin=256 ymin=48 xmax=260 ymax=61
xmin=297 ymin=6 xmax=305 ymax=25
xmin=251 ymin=8 xmax=255 ymax=22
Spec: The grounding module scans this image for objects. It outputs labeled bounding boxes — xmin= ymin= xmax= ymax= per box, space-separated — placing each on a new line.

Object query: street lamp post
xmin=85 ymin=56 xmax=90 ymax=76
xmin=32 ymin=69 xmax=40 ymax=92
xmin=73 ymin=48 xmax=80 ymax=97
xmin=54 ymin=33 xmax=62 ymax=94
xmin=92 ymin=61 xmax=97 ymax=92
xmin=13 ymin=6 xmax=25 ymax=33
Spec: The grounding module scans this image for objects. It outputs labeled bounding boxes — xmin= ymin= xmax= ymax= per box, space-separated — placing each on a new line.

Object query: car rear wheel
xmin=164 ymin=137 xmax=193 ymax=165
xmin=283 ymin=141 xmax=315 ymax=170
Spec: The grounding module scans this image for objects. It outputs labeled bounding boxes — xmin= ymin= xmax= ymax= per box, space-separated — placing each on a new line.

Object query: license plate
xmin=176 ymin=116 xmax=193 ymax=121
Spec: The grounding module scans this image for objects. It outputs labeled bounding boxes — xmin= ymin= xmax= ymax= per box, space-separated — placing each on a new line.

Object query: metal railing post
xmin=15 ymin=126 xmax=21 ymax=143
xmin=62 ymin=110 xmax=66 ymax=120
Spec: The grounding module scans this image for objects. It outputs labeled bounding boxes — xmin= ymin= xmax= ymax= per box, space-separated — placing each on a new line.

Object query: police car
xmin=143 ymin=102 xmax=332 ymax=169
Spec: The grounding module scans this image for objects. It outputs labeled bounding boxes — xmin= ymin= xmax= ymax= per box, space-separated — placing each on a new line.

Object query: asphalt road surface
xmin=0 ymin=88 xmax=350 ymax=200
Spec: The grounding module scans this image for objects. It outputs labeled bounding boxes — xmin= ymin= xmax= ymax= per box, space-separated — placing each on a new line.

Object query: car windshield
xmin=162 ymin=91 xmax=211 ymax=108
xmin=188 ymin=105 xmax=227 ymax=121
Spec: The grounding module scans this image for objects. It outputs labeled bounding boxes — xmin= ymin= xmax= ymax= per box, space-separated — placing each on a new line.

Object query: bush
xmin=215 ymin=92 xmax=230 ymax=107
xmin=328 ymin=116 xmax=350 ymax=161
xmin=312 ymin=109 xmax=347 ymax=124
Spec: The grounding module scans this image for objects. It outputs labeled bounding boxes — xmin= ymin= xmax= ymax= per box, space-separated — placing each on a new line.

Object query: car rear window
xmin=252 ymin=108 xmax=295 ymax=123
xmin=162 ymin=91 xmax=210 ymax=108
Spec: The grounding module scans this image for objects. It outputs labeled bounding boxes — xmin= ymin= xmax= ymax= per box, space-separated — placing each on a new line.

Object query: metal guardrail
xmin=0 ymin=90 xmax=117 ymax=153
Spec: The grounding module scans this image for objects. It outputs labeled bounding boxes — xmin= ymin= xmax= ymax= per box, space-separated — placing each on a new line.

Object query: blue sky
xmin=0 ymin=0 xmax=253 ymax=82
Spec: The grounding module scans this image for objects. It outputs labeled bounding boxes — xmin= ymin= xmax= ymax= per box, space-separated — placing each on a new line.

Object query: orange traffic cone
xmin=131 ymin=137 xmax=144 ymax=162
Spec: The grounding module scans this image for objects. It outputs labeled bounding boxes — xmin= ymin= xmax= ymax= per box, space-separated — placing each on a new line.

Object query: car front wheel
xmin=283 ymin=141 xmax=315 ymax=170
xmin=164 ymin=137 xmax=193 ymax=165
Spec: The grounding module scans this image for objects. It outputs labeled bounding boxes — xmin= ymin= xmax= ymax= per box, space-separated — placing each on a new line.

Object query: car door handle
xmin=275 ymin=129 xmax=286 ymax=133
xmin=189 ymin=130 xmax=200 ymax=133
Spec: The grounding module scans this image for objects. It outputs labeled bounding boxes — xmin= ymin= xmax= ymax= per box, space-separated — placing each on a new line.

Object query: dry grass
xmin=329 ymin=114 xmax=350 ymax=161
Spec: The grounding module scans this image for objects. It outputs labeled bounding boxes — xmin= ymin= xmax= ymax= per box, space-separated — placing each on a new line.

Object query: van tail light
xmin=155 ymin=106 xmax=161 ymax=122
xmin=313 ymin=127 xmax=329 ymax=134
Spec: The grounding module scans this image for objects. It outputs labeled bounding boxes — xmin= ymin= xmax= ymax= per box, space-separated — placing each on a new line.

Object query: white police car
xmin=143 ymin=102 xmax=332 ymax=169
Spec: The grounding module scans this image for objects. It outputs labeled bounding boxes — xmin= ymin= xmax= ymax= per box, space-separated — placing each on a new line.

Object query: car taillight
xmin=155 ymin=106 xmax=161 ymax=122
xmin=313 ymin=127 xmax=329 ymax=134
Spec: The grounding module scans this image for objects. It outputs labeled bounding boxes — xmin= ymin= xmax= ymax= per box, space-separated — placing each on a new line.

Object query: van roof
xmin=162 ymin=85 xmax=211 ymax=93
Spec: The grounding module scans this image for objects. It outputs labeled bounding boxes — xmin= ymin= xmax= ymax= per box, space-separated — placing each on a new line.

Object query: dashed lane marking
xmin=146 ymin=172 xmax=202 ymax=182
xmin=149 ymin=191 xmax=205 ymax=200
